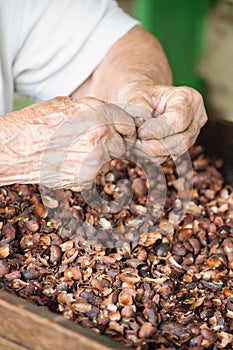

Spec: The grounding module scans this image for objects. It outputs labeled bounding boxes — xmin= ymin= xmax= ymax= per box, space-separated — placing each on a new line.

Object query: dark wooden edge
xmin=197 ymin=119 xmax=233 ymax=185
xmin=0 ymin=336 xmax=27 ymax=350
xmin=0 ymin=291 xmax=130 ymax=350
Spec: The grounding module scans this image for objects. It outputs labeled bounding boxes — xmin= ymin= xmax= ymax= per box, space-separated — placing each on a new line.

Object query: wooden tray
xmin=0 ymin=120 xmax=232 ymax=350
xmin=0 ymin=291 xmax=127 ymax=350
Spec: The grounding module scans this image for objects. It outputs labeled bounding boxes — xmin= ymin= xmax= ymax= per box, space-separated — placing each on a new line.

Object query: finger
xmin=104 ymin=133 xmax=125 ymax=158
xmin=59 ymin=135 xmax=110 ymax=190
xmin=75 ymin=102 xmax=136 ymax=142
xmin=115 ymin=97 xmax=153 ymax=120
xmin=139 ymin=88 xmax=207 ymax=140
xmin=76 ymin=145 xmax=110 ymax=190
xmin=106 ymin=104 xmax=136 ymax=141
xmin=135 ymin=119 xmax=201 ymax=158
xmin=138 ymin=102 xmax=192 ymax=140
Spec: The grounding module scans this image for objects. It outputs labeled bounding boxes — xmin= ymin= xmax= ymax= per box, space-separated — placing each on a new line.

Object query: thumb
xmin=106 ymin=103 xmax=136 ymax=141
xmin=104 ymin=134 xmax=125 ymax=158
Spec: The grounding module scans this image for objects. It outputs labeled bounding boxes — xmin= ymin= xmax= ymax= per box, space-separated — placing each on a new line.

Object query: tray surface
xmin=0 ymin=120 xmax=232 ymax=350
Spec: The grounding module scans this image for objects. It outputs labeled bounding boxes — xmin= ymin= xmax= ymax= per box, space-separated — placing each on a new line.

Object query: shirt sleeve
xmin=13 ymin=0 xmax=140 ymax=101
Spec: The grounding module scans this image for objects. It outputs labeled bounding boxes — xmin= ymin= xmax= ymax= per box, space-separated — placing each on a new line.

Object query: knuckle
xmin=176 ymin=115 xmax=186 ymax=132
xmin=99 ymin=124 xmax=109 ymax=134
xmin=183 ymin=86 xmax=204 ymax=105
xmin=179 ymin=86 xmax=203 ymax=107
xmin=176 ymin=86 xmax=191 ymax=100
xmin=193 ymin=89 xmax=203 ymax=101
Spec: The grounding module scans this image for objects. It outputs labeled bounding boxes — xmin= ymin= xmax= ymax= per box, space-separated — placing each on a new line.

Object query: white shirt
xmin=0 ymin=0 xmax=139 ymax=115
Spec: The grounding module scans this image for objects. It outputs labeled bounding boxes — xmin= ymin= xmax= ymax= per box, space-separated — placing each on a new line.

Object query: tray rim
xmin=0 ymin=290 xmax=131 ymax=350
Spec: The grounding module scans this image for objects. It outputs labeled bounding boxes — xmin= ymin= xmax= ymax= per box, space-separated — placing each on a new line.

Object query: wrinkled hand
xmin=0 ymin=97 xmax=136 ymax=190
xmin=118 ymin=83 xmax=208 ymax=163
xmin=54 ymin=97 xmax=136 ymax=190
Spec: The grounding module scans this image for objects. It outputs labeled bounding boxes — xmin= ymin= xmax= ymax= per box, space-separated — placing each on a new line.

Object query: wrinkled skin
xmin=1 ymin=26 xmax=208 ymax=190
xmin=0 ymin=97 xmax=136 ymax=190
xmin=117 ymin=83 xmax=208 ymax=164
xmin=73 ymin=26 xmax=208 ymax=166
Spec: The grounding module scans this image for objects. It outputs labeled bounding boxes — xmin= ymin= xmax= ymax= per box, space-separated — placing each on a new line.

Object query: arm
xmin=72 ymin=25 xmax=207 ymax=161
xmin=72 ymin=26 xmax=172 ymax=105
xmin=0 ymin=98 xmax=80 ymax=186
xmin=0 ymin=97 xmax=136 ymax=189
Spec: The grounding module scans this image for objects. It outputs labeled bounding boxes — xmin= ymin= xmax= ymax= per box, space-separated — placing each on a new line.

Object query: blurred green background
xmin=14 ymin=93 xmax=34 ymax=111
xmin=134 ymin=0 xmax=215 ymax=92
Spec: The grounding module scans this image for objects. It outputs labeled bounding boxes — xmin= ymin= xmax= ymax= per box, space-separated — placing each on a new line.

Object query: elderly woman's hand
xmin=0 ymin=97 xmax=136 ymax=190
xmin=117 ymin=83 xmax=208 ymax=163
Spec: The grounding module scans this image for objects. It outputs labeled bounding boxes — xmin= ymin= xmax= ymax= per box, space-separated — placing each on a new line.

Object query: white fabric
xmin=0 ymin=0 xmax=139 ymax=115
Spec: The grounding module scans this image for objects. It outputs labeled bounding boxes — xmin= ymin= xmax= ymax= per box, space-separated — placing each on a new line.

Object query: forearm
xmin=72 ymin=25 xmax=172 ymax=102
xmin=0 ymin=97 xmax=79 ymax=186
xmin=0 ymin=111 xmax=43 ymax=185
xmin=0 ymin=96 xmax=136 ymax=189
xmin=71 ymin=26 xmax=207 ymax=163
